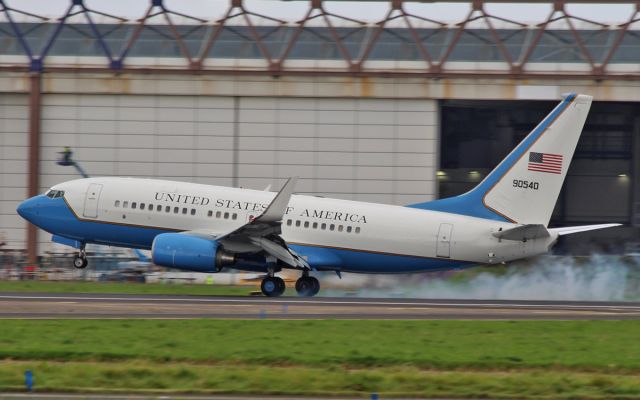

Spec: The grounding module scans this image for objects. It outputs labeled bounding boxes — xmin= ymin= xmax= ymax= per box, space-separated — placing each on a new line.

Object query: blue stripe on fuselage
xmin=26 ymin=195 xmax=172 ymax=249
xmin=289 ymin=244 xmax=473 ymax=273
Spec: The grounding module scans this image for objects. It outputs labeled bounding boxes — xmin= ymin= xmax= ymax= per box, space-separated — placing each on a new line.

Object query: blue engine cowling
xmin=151 ymin=233 xmax=235 ymax=272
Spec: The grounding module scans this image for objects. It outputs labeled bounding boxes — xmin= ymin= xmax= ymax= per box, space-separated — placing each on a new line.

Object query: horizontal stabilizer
xmin=549 ymin=223 xmax=621 ymax=236
xmin=492 ymin=224 xmax=549 ymax=241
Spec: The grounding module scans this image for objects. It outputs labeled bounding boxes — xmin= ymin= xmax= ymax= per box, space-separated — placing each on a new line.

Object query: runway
xmin=1 ymin=292 xmax=640 ymax=319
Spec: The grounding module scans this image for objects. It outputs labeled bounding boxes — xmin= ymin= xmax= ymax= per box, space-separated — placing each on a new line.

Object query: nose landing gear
xmin=73 ymin=245 xmax=88 ymax=269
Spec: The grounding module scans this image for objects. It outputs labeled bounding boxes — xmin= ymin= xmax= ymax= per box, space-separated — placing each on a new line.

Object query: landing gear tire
xmin=295 ymin=276 xmax=320 ymax=297
xmin=261 ymin=276 xmax=285 ymax=297
xmin=73 ymin=255 xmax=88 ymax=269
xmin=274 ymin=276 xmax=286 ymax=294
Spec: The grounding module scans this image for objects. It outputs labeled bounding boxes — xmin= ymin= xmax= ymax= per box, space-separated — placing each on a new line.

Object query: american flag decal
xmin=528 ymin=152 xmax=563 ymax=174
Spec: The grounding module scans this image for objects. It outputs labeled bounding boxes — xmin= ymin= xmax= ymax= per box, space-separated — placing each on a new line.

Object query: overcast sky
xmin=4 ymin=0 xmax=637 ymax=27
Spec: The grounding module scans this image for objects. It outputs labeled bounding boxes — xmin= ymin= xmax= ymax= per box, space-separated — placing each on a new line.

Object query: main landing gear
xmin=259 ymin=270 xmax=321 ymax=297
xmin=260 ymin=276 xmax=286 ymax=297
xmin=259 ymin=274 xmax=320 ymax=297
xmin=73 ymin=245 xmax=88 ymax=269
xmin=295 ymin=272 xmax=320 ymax=297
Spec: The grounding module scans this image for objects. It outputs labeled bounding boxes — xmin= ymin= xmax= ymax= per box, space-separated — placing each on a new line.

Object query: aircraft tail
xmin=410 ymin=93 xmax=592 ymax=226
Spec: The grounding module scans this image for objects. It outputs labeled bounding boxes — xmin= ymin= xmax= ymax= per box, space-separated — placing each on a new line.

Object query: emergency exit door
xmin=436 ymin=223 xmax=453 ymax=258
xmin=83 ymin=183 xmax=103 ymax=218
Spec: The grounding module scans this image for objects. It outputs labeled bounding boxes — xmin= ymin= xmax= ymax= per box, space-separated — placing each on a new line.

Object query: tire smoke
xmin=326 ymin=255 xmax=640 ymax=301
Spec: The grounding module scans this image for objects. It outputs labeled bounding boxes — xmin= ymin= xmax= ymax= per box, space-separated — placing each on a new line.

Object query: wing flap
xmin=250 ymin=237 xmax=310 ymax=269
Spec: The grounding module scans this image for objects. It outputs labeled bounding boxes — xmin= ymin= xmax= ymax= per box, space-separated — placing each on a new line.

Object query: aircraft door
xmin=83 ymin=183 xmax=103 ymax=218
xmin=436 ymin=223 xmax=453 ymax=258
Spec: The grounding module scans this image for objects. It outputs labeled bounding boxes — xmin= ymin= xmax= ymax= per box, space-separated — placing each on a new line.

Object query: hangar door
xmin=237 ymin=97 xmax=438 ymax=206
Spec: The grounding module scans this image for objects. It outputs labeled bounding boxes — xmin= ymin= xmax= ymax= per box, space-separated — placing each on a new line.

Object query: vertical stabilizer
xmin=410 ymin=93 xmax=592 ymax=226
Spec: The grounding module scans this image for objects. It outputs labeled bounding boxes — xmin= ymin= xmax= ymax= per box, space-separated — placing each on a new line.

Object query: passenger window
xmin=123 ymin=201 xmax=129 ymax=208
xmin=313 ymin=222 xmax=318 ymax=229
xmin=286 ymin=219 xmax=292 ymax=226
xmin=165 ymin=206 xmax=170 ymax=212
xmin=190 ymin=209 xmax=196 ymax=216
xmin=224 ymin=212 xmax=229 ymax=219
xmin=182 ymin=208 xmax=187 ymax=215
xmin=148 ymin=203 xmax=153 ymax=211
xmin=157 ymin=205 xmax=162 ymax=212
xmin=140 ymin=203 xmax=145 ymax=210
xmin=355 ymin=227 xmax=361 ymax=234
xmin=208 ymin=210 xmax=213 ymax=217
xmin=321 ymin=223 xmax=326 ymax=230
xmin=132 ymin=202 xmax=137 ymax=209
xmin=295 ymin=220 xmax=301 ymax=227
xmin=347 ymin=226 xmax=352 ymax=233
xmin=232 ymin=213 xmax=237 ymax=220
xmin=338 ymin=225 xmax=344 ymax=232
xmin=174 ymin=207 xmax=179 ymax=214
xmin=115 ymin=200 xmax=120 ymax=207
xmin=304 ymin=221 xmax=309 ymax=228
xmin=216 ymin=211 xmax=221 ymax=218
xmin=330 ymin=224 xmax=335 ymax=231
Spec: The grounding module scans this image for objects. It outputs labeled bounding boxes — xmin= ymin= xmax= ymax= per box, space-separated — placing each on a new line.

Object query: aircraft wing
xmin=183 ymin=177 xmax=310 ymax=270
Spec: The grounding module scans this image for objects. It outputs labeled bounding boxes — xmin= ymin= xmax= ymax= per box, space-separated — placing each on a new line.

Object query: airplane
xmin=17 ymin=93 xmax=620 ymax=297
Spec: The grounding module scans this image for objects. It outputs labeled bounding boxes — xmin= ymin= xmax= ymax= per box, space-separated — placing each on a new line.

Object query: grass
xmin=2 ymin=360 xmax=640 ymax=398
xmin=0 ymin=280 xmax=256 ymax=296
xmin=1 ymin=320 xmax=639 ymax=370
xmin=1 ymin=320 xmax=640 ymax=398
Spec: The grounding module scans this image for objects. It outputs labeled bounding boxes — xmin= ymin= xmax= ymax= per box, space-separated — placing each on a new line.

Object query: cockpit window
xmin=46 ymin=190 xmax=65 ymax=198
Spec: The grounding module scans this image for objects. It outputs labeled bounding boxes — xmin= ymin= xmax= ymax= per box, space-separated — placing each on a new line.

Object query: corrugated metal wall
xmin=0 ymin=94 xmax=28 ymax=250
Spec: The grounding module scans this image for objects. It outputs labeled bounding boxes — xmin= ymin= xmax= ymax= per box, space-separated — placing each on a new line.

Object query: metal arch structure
xmin=0 ymin=0 xmax=639 ymax=80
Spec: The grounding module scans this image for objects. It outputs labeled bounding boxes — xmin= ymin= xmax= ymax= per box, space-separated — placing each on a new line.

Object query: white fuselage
xmin=46 ymin=177 xmax=556 ymax=272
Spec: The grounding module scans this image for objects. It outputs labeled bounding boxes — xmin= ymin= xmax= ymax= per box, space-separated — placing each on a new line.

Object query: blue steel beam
xmin=0 ymin=0 xmax=45 ymax=61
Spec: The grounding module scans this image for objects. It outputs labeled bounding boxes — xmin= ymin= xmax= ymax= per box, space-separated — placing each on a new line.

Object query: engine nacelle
xmin=151 ymin=233 xmax=235 ymax=272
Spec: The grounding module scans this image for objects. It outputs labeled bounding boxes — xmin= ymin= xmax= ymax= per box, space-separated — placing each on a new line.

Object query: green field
xmin=0 ymin=280 xmax=258 ymax=296
xmin=1 ymin=320 xmax=639 ymax=398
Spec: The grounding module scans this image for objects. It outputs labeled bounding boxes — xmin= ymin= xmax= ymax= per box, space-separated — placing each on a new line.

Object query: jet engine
xmin=151 ymin=233 xmax=235 ymax=272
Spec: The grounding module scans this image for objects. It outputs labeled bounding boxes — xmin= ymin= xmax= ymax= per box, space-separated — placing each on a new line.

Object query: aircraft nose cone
xmin=17 ymin=196 xmax=40 ymax=222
